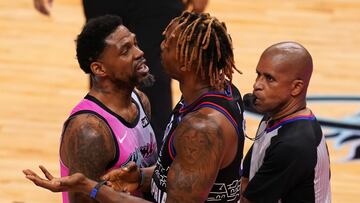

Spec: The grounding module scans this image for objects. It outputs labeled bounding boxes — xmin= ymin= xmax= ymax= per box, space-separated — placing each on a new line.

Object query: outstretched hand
xmin=23 ymin=165 xmax=90 ymax=193
xmin=102 ymin=162 xmax=141 ymax=193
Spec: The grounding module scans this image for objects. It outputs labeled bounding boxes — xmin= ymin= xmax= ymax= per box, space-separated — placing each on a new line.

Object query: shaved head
xmin=261 ymin=41 xmax=313 ymax=87
xmin=253 ymin=42 xmax=314 ymax=116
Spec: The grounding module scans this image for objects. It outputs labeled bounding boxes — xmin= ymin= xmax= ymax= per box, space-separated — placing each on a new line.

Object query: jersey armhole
xmin=61 ymin=110 xmax=120 ymax=170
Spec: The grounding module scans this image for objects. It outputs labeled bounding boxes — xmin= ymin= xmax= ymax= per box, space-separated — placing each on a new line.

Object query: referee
xmin=241 ymin=42 xmax=331 ymax=203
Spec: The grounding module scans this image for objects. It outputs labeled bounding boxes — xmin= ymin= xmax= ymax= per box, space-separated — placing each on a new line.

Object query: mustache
xmin=134 ymin=58 xmax=146 ymax=68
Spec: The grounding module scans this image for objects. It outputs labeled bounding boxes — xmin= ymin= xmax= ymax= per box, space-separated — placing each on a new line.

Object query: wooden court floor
xmin=0 ymin=0 xmax=359 ymax=202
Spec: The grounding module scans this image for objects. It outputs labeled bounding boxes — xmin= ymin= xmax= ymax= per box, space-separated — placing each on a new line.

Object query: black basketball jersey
xmin=150 ymin=84 xmax=245 ymax=202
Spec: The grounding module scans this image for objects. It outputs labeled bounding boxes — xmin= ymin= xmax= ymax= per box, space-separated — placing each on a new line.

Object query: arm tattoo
xmin=62 ymin=114 xmax=115 ymax=203
xmin=166 ymin=111 xmax=224 ymax=203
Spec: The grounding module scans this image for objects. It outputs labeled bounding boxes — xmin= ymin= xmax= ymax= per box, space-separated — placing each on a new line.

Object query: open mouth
xmin=137 ymin=63 xmax=149 ymax=74
xmin=136 ymin=60 xmax=149 ymax=74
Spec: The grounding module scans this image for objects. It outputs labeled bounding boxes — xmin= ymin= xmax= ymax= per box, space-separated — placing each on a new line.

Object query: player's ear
xmin=180 ymin=65 xmax=187 ymax=72
xmin=90 ymin=61 xmax=107 ymax=77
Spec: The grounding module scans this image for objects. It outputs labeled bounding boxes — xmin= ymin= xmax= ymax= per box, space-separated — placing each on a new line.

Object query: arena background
xmin=0 ymin=0 xmax=359 ymax=202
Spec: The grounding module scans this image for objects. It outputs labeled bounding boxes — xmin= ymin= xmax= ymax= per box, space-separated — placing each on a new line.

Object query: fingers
xmin=101 ymin=167 xmax=127 ymax=180
xmin=124 ymin=162 xmax=138 ymax=172
xmin=101 ymin=174 xmax=109 ymax=181
xmin=101 ymin=170 xmax=112 ymax=180
xmin=48 ymin=0 xmax=54 ymax=7
xmin=23 ymin=169 xmax=39 ymax=177
xmin=33 ymin=0 xmax=51 ymax=16
xmin=23 ymin=167 xmax=64 ymax=193
xmin=39 ymin=165 xmax=54 ymax=180
xmin=106 ymin=181 xmax=112 ymax=187
xmin=24 ymin=173 xmax=41 ymax=184
xmin=101 ymin=162 xmax=139 ymax=184
xmin=24 ymin=172 xmax=61 ymax=192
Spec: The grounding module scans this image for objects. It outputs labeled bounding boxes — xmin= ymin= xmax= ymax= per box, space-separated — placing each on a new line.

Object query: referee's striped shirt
xmin=242 ymin=113 xmax=331 ymax=203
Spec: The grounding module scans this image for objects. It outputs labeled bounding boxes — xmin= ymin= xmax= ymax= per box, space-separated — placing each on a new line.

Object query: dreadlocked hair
xmin=164 ymin=11 xmax=241 ymax=89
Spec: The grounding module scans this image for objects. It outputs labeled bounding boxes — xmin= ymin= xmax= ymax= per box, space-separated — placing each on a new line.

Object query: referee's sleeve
xmin=243 ymin=142 xmax=314 ymax=202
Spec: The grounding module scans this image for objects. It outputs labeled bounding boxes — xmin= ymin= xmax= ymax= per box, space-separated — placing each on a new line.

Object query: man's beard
xmin=112 ymin=73 xmax=155 ymax=90
xmin=137 ymin=73 xmax=155 ymax=89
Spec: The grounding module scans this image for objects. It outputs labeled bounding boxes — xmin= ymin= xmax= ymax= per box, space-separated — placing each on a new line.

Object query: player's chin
xmin=137 ymin=73 xmax=155 ymax=88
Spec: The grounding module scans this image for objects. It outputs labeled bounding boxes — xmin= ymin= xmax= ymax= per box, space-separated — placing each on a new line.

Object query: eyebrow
xmin=256 ymin=69 xmax=275 ymax=79
xmin=117 ymin=33 xmax=136 ymax=50
xmin=264 ymin=73 xmax=274 ymax=78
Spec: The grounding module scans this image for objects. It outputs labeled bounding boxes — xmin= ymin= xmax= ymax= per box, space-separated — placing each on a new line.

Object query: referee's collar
xmin=266 ymin=113 xmax=316 ymax=133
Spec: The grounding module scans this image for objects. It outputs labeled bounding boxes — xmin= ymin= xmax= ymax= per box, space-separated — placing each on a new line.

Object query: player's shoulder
xmin=65 ymin=113 xmax=111 ymax=139
xmin=174 ymin=110 xmax=225 ymax=154
xmin=68 ymin=112 xmax=104 ymax=126
xmin=182 ymin=109 xmax=216 ymax=128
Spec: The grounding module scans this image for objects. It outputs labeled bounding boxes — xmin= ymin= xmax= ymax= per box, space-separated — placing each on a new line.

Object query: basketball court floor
xmin=0 ymin=0 xmax=359 ymax=202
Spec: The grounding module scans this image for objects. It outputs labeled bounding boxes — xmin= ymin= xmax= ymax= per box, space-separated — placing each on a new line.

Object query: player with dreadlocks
xmin=23 ymin=11 xmax=245 ymax=203
xmin=163 ymin=11 xmax=242 ymax=89
xmin=146 ymin=11 xmax=245 ymax=203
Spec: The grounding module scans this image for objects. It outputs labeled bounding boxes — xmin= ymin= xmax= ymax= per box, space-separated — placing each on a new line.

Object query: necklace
xmin=267 ymin=106 xmax=307 ymax=127
xmin=245 ymin=106 xmax=307 ymax=141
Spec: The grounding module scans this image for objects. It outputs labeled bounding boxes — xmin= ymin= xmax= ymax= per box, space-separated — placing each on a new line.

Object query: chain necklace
xmin=245 ymin=106 xmax=307 ymax=141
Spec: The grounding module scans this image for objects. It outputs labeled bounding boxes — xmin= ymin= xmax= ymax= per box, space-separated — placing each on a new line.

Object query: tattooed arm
xmin=60 ymin=114 xmax=116 ymax=203
xmin=166 ymin=110 xmax=225 ymax=203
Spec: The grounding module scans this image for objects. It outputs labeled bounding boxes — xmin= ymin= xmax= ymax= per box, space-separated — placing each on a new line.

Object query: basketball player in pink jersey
xmin=49 ymin=15 xmax=157 ymax=203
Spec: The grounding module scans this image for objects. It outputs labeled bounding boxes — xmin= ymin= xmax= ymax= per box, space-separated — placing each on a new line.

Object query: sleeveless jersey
xmin=151 ymin=84 xmax=245 ymax=203
xmin=60 ymin=92 xmax=157 ymax=203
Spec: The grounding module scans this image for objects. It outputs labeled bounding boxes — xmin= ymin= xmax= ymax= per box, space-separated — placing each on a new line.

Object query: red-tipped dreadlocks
xmin=164 ymin=11 xmax=241 ymax=88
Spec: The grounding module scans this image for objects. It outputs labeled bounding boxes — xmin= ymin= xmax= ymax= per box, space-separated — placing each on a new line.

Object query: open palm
xmin=23 ymin=165 xmax=88 ymax=193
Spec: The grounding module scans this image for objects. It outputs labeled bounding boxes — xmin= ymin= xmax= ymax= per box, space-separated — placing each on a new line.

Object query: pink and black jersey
xmin=151 ymin=83 xmax=245 ymax=203
xmin=60 ymin=91 xmax=157 ymax=203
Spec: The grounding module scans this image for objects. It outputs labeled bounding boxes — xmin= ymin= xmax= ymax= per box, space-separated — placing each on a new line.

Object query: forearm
xmin=83 ymin=178 xmax=151 ymax=203
xmin=68 ymin=169 xmax=101 ymax=203
xmin=68 ymin=176 xmax=97 ymax=203
xmin=68 ymin=167 xmax=107 ymax=203
xmin=139 ymin=165 xmax=155 ymax=193
xmin=97 ymin=184 xmax=151 ymax=203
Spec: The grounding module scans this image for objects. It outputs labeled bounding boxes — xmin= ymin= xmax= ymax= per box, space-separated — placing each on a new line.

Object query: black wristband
xmin=90 ymin=180 xmax=107 ymax=199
